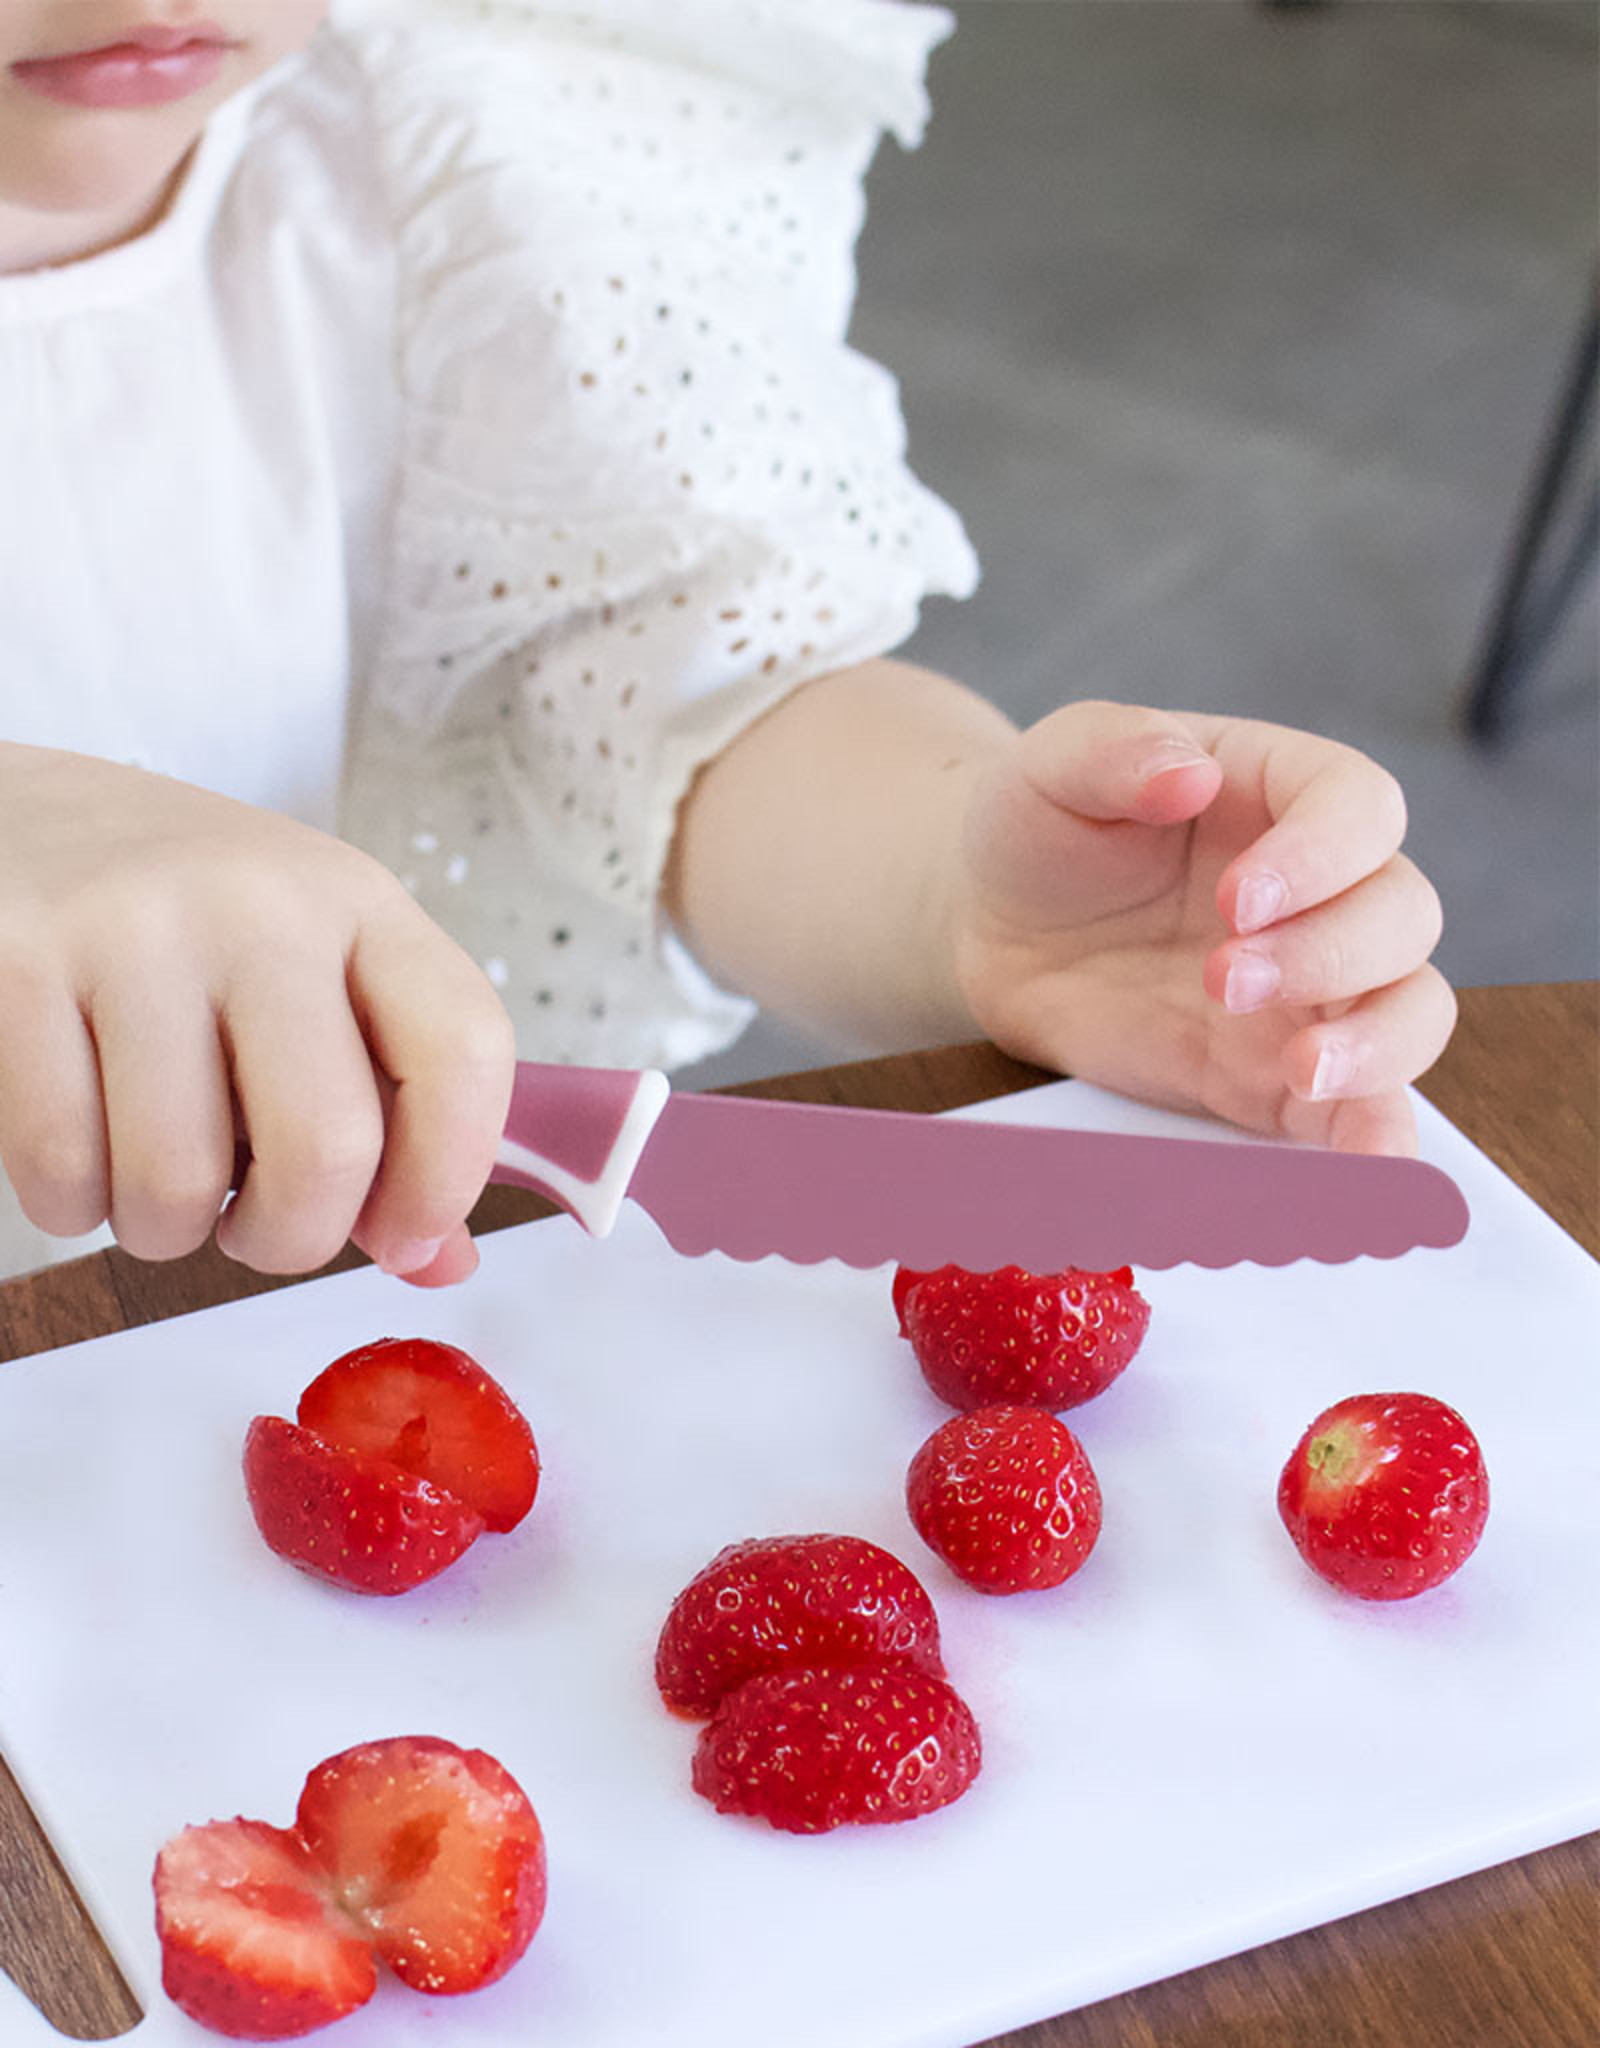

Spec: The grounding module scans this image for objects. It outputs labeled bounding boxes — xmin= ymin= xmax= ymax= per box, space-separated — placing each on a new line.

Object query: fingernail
xmin=377 ymin=1234 xmax=446 ymax=1276
xmin=1142 ymin=738 xmax=1212 ymax=779
xmin=1235 ymin=871 xmax=1288 ymax=934
xmin=1223 ymin=950 xmax=1281 ymax=1013
xmin=1310 ymin=1041 xmax=1356 ymax=1100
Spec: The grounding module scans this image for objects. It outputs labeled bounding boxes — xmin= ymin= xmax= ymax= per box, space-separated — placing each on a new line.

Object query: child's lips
xmin=11 ymin=25 xmax=235 ymax=111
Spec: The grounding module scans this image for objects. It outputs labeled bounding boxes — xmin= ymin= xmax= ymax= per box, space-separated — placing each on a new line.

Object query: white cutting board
xmin=1 ymin=1082 xmax=1597 ymax=2048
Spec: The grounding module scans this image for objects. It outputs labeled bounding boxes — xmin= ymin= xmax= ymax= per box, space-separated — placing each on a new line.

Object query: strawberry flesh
xmin=297 ymin=1337 xmax=539 ymax=1533
xmin=153 ymin=1819 xmax=376 ymax=2040
xmin=897 ymin=1264 xmax=1150 ymax=1411
xmin=296 ymin=1736 xmax=547 ymax=1995
xmin=907 ymin=1404 xmax=1102 ymax=1594
xmin=655 ymin=1532 xmax=945 ymax=1718
xmin=243 ymin=1415 xmax=485 ymax=1596
xmin=1277 ymin=1391 xmax=1489 ymax=1600
xmin=693 ymin=1665 xmax=981 ymax=1833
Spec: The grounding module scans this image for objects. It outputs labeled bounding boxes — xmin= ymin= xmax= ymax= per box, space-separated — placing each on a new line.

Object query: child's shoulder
xmin=290 ymin=0 xmax=959 ymax=488
xmin=321 ymin=0 xmax=955 ymax=275
xmin=327 ymin=0 xmax=953 ymax=144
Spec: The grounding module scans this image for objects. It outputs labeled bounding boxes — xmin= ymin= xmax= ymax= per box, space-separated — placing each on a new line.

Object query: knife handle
xmin=490 ymin=1062 xmax=671 ymax=1237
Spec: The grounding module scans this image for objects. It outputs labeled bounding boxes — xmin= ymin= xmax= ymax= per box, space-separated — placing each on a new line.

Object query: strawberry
xmin=296 ymin=1736 xmax=547 ymax=1995
xmin=895 ymin=1264 xmax=1150 ymax=1411
xmin=242 ymin=1415 xmax=484 ymax=1596
xmin=891 ymin=1264 xmax=924 ymax=1337
xmin=297 ymin=1337 xmax=539 ymax=1534
xmin=154 ymin=1738 xmax=546 ymax=2035
xmin=1277 ymin=1391 xmax=1489 ymax=1600
xmin=907 ymin=1405 xmax=1102 ymax=1594
xmin=654 ymin=1532 xmax=945 ymax=1718
xmin=153 ymin=1818 xmax=376 ymax=2039
xmin=692 ymin=1665 xmax=982 ymax=1833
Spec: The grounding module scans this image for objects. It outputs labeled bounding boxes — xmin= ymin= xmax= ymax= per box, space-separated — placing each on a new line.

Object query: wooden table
xmin=3 ymin=981 xmax=1596 ymax=2047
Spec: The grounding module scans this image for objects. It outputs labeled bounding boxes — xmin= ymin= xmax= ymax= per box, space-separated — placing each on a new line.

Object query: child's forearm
xmin=663 ymin=658 xmax=1016 ymax=1050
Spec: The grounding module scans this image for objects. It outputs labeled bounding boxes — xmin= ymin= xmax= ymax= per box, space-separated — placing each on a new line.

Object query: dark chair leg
xmin=1463 ymin=293 xmax=1599 ymax=742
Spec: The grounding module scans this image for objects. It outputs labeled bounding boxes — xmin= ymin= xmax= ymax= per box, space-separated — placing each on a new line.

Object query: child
xmin=0 ymin=0 xmax=1454 ymax=1290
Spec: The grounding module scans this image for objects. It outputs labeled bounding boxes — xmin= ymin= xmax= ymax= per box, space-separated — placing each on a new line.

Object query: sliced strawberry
xmin=1278 ymin=1391 xmax=1490 ymax=1600
xmin=243 ymin=1415 xmax=484 ymax=1597
xmin=692 ymin=1666 xmax=981 ymax=1833
xmin=296 ymin=1736 xmax=547 ymax=1995
xmin=907 ymin=1404 xmax=1102 ymax=1594
xmin=898 ymin=1263 xmax=1150 ymax=1411
xmin=891 ymin=1264 xmax=926 ymax=1337
xmin=153 ymin=1818 xmax=376 ymax=2040
xmin=655 ymin=1532 xmax=945 ymax=1719
xmin=297 ymin=1337 xmax=539 ymax=1534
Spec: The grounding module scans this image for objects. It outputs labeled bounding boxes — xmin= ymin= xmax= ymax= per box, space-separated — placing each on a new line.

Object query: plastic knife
xmin=488 ymin=1063 xmax=1469 ymax=1270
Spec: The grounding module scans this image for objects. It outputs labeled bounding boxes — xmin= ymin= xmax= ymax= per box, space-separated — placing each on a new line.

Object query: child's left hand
xmin=952 ymin=701 xmax=1455 ymax=1156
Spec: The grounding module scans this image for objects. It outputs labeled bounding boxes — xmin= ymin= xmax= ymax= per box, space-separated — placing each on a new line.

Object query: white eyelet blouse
xmin=0 ymin=0 xmax=978 ymax=1276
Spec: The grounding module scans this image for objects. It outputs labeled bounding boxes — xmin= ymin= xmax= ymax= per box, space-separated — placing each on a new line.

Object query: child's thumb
xmin=1020 ymin=701 xmax=1222 ymax=826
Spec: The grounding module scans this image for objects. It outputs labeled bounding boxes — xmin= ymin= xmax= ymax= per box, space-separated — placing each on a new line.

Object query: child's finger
xmin=1204 ymin=854 xmax=1442 ymax=1015
xmin=92 ymin=982 xmax=235 ymax=1261
xmin=1017 ymin=699 xmax=1224 ymax=822
xmin=345 ymin=923 xmax=515 ymax=1278
xmin=215 ymin=961 xmax=388 ymax=1274
xmin=392 ymin=1223 xmax=482 ymax=1290
xmin=1304 ymin=1087 xmax=1421 ymax=1159
xmin=1281 ymin=964 xmax=1458 ymax=1112
xmin=0 ymin=973 xmax=109 ymax=1236
xmin=1215 ymin=737 xmax=1409 ymax=935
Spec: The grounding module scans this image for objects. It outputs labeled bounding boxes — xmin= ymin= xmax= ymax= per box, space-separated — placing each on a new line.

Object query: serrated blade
xmin=623 ymin=1093 xmax=1469 ymax=1270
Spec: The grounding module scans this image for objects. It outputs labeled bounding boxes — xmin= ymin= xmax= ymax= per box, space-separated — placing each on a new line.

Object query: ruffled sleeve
xmin=333 ymin=0 xmax=980 ymax=1070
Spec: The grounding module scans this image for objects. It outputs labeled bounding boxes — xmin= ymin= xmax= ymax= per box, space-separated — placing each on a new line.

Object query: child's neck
xmin=0 ymin=159 xmax=188 ymax=277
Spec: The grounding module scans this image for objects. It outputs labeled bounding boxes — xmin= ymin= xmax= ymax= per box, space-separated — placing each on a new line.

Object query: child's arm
xmin=0 ymin=744 xmax=514 ymax=1284
xmin=663 ymin=658 xmax=1455 ymax=1156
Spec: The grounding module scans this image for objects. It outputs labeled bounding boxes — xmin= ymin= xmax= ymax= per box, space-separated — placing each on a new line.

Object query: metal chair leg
xmin=1463 ymin=292 xmax=1599 ymax=742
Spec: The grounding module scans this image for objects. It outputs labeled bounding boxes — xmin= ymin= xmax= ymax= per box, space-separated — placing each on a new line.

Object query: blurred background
xmin=682 ymin=0 xmax=1599 ymax=1089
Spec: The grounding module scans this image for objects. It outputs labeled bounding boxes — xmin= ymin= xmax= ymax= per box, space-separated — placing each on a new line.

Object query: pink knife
xmin=488 ymin=1064 xmax=1469 ymax=1270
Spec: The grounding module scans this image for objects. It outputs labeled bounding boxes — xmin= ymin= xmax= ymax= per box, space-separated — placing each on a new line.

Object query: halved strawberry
xmin=296 ymin=1736 xmax=547 ymax=1995
xmin=891 ymin=1265 xmax=925 ymax=1337
xmin=243 ymin=1415 xmax=484 ymax=1596
xmin=297 ymin=1338 xmax=539 ymax=1534
xmin=692 ymin=1666 xmax=981 ymax=1833
xmin=153 ymin=1818 xmax=376 ymax=2040
xmin=897 ymin=1263 xmax=1150 ymax=1411
xmin=654 ymin=1533 xmax=945 ymax=1718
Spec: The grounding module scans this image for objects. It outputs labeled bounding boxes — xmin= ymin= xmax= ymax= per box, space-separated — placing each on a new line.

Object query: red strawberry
xmin=154 ymin=1740 xmax=545 ymax=2034
xmin=654 ymin=1532 xmax=945 ymax=1718
xmin=692 ymin=1666 xmax=981 ymax=1833
xmin=907 ymin=1405 xmax=1102 ymax=1594
xmin=243 ymin=1415 xmax=484 ymax=1596
xmin=1277 ymin=1391 xmax=1489 ymax=1601
xmin=891 ymin=1264 xmax=924 ymax=1337
xmin=296 ymin=1736 xmax=547 ymax=1995
xmin=153 ymin=1818 xmax=377 ymax=2039
xmin=297 ymin=1337 xmax=539 ymax=1534
xmin=896 ymin=1264 xmax=1149 ymax=1411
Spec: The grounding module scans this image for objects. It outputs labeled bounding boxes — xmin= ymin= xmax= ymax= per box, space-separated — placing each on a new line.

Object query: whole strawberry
xmin=655 ymin=1533 xmax=944 ymax=1718
xmin=692 ymin=1666 xmax=981 ymax=1833
xmin=907 ymin=1405 xmax=1102 ymax=1594
xmin=1277 ymin=1392 xmax=1489 ymax=1600
xmin=896 ymin=1264 xmax=1149 ymax=1411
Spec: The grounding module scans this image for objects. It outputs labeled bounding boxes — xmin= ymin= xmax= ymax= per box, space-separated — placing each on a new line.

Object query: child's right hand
xmin=0 ymin=745 xmax=515 ymax=1285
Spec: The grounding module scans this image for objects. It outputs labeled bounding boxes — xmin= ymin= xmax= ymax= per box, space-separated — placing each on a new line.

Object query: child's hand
xmin=0 ymin=746 xmax=514 ymax=1283
xmin=953 ymin=702 xmax=1455 ymax=1155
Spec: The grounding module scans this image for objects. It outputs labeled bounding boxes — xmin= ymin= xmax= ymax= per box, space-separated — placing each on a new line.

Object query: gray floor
xmin=680 ymin=0 xmax=1599 ymax=1089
